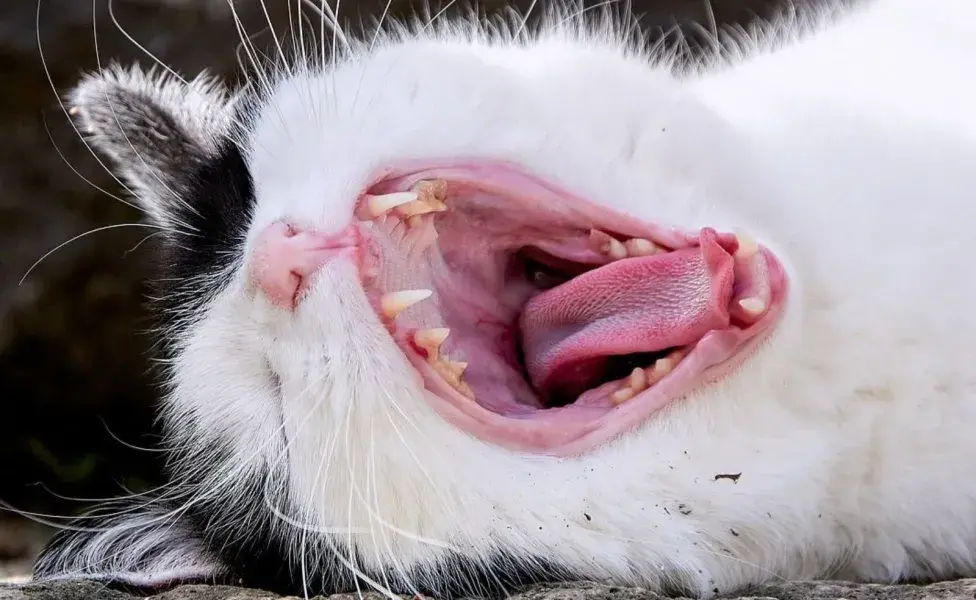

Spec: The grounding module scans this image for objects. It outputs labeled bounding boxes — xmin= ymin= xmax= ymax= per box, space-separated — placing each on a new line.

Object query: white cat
xmin=32 ymin=0 xmax=976 ymax=597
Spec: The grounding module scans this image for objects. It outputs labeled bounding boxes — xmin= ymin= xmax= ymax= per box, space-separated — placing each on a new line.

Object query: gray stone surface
xmin=3 ymin=580 xmax=976 ymax=600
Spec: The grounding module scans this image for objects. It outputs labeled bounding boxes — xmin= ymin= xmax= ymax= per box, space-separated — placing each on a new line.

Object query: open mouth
xmin=353 ymin=159 xmax=788 ymax=456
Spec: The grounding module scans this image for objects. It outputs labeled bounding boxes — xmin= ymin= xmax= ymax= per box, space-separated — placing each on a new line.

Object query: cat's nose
xmin=249 ymin=221 xmax=360 ymax=309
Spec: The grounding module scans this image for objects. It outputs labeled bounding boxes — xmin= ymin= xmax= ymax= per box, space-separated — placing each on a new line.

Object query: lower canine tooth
xmin=414 ymin=328 xmax=450 ymax=352
xmin=624 ymin=238 xmax=659 ymax=257
xmin=380 ymin=289 xmax=432 ymax=319
xmin=739 ymin=297 xmax=766 ymax=316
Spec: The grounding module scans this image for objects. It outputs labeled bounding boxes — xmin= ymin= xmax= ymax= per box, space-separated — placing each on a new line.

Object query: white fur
xmin=53 ymin=0 xmax=976 ymax=596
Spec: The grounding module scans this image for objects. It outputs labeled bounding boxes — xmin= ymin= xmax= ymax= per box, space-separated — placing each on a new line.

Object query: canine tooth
xmin=380 ymin=289 xmax=432 ymax=318
xmin=366 ymin=191 xmax=419 ymax=217
xmin=624 ymin=238 xmax=659 ymax=257
xmin=734 ymin=232 xmax=759 ymax=259
xmin=605 ymin=237 xmax=628 ymax=260
xmin=629 ymin=367 xmax=647 ymax=392
xmin=414 ymin=328 xmax=450 ymax=352
xmin=406 ymin=215 xmax=425 ymax=229
xmin=611 ymin=387 xmax=635 ymax=405
xmin=739 ymin=297 xmax=766 ymax=316
xmin=68 ymin=106 xmax=80 ymax=116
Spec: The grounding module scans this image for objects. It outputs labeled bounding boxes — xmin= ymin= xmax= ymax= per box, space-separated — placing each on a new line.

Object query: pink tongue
xmin=519 ymin=228 xmax=735 ymax=399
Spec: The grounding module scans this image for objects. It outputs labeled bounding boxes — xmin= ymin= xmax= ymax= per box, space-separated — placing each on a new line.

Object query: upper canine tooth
xmin=380 ymin=289 xmax=432 ymax=319
xmin=624 ymin=238 xmax=659 ymax=257
xmin=734 ymin=232 xmax=759 ymax=259
xmin=366 ymin=191 xmax=419 ymax=217
xmin=414 ymin=328 xmax=450 ymax=352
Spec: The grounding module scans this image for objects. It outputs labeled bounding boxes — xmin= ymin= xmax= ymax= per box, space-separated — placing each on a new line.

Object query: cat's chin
xmin=348 ymin=158 xmax=789 ymax=455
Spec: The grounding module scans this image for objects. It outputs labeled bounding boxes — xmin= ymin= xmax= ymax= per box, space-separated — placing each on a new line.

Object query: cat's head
xmin=55 ymin=11 xmax=798 ymax=593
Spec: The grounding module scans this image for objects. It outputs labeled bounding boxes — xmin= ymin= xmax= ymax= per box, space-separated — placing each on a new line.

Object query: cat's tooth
xmin=68 ymin=106 xmax=79 ymax=115
xmin=734 ymin=232 xmax=759 ymax=260
xmin=605 ymin=237 xmax=628 ymax=260
xmin=398 ymin=199 xmax=446 ymax=218
xmin=624 ymin=238 xmax=660 ymax=257
xmin=647 ymin=356 xmax=675 ymax=382
xmin=366 ymin=191 xmax=419 ymax=217
xmin=629 ymin=367 xmax=647 ymax=392
xmin=380 ymin=289 xmax=432 ymax=319
xmin=414 ymin=328 xmax=450 ymax=352
xmin=444 ymin=360 xmax=468 ymax=379
xmin=738 ymin=297 xmax=766 ymax=316
xmin=611 ymin=387 xmax=635 ymax=405
xmin=412 ymin=179 xmax=449 ymax=211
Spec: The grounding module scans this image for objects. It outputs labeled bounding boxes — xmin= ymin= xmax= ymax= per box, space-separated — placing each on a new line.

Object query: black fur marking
xmin=151 ymin=133 xmax=255 ymax=329
xmin=177 ymin=444 xmax=572 ymax=598
xmin=35 ymin=438 xmax=571 ymax=599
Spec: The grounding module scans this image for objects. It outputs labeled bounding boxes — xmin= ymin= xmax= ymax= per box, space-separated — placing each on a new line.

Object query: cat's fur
xmin=32 ymin=0 xmax=976 ymax=597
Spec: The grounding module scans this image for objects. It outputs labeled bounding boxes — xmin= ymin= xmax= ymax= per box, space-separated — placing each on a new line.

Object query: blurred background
xmin=0 ymin=0 xmax=796 ymax=583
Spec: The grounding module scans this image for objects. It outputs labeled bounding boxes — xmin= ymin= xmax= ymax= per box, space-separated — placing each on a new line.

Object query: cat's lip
xmin=355 ymin=159 xmax=789 ymax=456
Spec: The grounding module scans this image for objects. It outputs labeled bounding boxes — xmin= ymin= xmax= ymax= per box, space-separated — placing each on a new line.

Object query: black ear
xmin=32 ymin=496 xmax=233 ymax=591
xmin=68 ymin=63 xmax=237 ymax=231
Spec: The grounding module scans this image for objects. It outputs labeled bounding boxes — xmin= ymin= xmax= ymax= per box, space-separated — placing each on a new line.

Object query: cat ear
xmin=32 ymin=498 xmax=233 ymax=591
xmin=67 ymin=64 xmax=238 ymax=231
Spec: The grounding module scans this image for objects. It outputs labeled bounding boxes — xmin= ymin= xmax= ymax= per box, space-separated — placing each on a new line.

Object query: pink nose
xmin=249 ymin=221 xmax=360 ymax=309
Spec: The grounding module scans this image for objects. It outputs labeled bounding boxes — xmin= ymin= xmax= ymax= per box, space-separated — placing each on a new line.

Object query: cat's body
xmin=31 ymin=0 xmax=976 ymax=597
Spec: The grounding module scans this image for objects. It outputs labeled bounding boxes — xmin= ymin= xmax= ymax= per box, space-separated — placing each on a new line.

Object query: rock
xmin=3 ymin=580 xmax=976 ymax=600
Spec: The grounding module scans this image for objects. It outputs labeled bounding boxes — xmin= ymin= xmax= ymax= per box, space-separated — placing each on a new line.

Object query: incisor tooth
xmin=629 ymin=367 xmax=647 ymax=392
xmin=367 ymin=191 xmax=418 ymax=217
xmin=624 ymin=238 xmax=659 ymax=257
xmin=649 ymin=357 xmax=675 ymax=379
xmin=739 ymin=297 xmax=766 ymax=316
xmin=444 ymin=360 xmax=467 ymax=379
xmin=734 ymin=232 xmax=759 ymax=259
xmin=414 ymin=328 xmax=450 ymax=351
xmin=380 ymin=289 xmax=432 ymax=319
xmin=611 ymin=387 xmax=635 ymax=405
xmin=605 ymin=237 xmax=628 ymax=260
